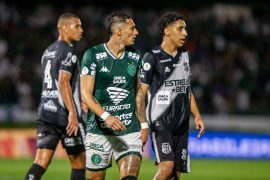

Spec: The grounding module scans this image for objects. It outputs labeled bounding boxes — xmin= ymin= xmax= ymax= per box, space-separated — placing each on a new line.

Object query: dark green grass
xmin=0 ymin=158 xmax=270 ymax=180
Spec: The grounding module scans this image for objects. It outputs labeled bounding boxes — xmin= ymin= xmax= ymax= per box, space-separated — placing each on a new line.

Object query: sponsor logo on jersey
xmin=43 ymin=50 xmax=56 ymax=58
xmin=156 ymin=91 xmax=170 ymax=105
xmin=95 ymin=52 xmax=107 ymax=60
xmin=165 ymin=79 xmax=190 ymax=93
xmin=107 ymin=87 xmax=129 ymax=105
xmin=41 ymin=90 xmax=59 ymax=98
xmin=143 ymin=62 xmax=151 ymax=71
xmin=103 ymin=104 xmax=131 ymax=112
xmin=128 ymin=52 xmax=140 ymax=61
xmin=165 ymin=67 xmax=171 ymax=72
xmin=113 ymin=76 xmax=126 ymax=84
xmin=173 ymin=63 xmax=181 ymax=67
xmin=43 ymin=100 xmax=57 ymax=112
xmin=127 ymin=64 xmax=136 ymax=76
xmin=81 ymin=67 xmax=89 ymax=75
xmin=160 ymin=58 xmax=172 ymax=63
xmin=62 ymin=52 xmax=74 ymax=66
xmin=152 ymin=49 xmax=161 ymax=54
xmin=161 ymin=143 xmax=172 ymax=154
xmin=100 ymin=113 xmax=133 ymax=128
xmin=100 ymin=66 xmax=110 ymax=72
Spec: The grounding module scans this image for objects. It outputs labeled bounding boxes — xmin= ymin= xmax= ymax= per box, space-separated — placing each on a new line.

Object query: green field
xmin=0 ymin=158 xmax=270 ymax=180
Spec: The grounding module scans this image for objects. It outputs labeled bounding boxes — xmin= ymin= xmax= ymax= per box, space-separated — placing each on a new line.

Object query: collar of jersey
xmin=103 ymin=43 xmax=125 ymax=59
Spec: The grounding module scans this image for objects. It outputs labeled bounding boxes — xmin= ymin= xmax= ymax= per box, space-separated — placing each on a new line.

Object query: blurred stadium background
xmin=0 ymin=0 xmax=270 ymax=179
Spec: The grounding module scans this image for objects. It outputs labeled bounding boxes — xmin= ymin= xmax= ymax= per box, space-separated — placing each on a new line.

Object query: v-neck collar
xmin=103 ymin=43 xmax=125 ymax=59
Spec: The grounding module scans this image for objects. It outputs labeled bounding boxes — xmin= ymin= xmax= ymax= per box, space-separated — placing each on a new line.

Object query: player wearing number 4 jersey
xmin=81 ymin=11 xmax=148 ymax=180
xmin=25 ymin=13 xmax=86 ymax=180
xmin=140 ymin=12 xmax=205 ymax=180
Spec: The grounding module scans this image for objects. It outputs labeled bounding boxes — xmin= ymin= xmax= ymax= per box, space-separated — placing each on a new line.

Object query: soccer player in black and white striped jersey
xmin=140 ymin=12 xmax=205 ymax=180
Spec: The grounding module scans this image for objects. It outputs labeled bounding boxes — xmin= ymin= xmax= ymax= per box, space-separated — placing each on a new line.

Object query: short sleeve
xmin=140 ymin=52 xmax=156 ymax=86
xmin=80 ymin=49 xmax=97 ymax=76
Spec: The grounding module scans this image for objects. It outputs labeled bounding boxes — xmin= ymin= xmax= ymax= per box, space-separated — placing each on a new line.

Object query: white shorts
xmin=85 ymin=132 xmax=142 ymax=171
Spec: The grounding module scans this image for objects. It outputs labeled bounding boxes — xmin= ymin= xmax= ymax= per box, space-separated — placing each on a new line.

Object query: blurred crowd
xmin=0 ymin=2 xmax=269 ymax=121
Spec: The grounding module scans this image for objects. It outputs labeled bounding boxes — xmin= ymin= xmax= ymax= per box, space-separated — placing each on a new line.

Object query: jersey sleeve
xmin=140 ymin=52 xmax=156 ymax=86
xmin=59 ymin=48 xmax=77 ymax=73
xmin=80 ymin=49 xmax=97 ymax=76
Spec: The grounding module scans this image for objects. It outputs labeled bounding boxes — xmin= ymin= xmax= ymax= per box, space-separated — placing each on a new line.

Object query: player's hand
xmin=194 ymin=115 xmax=205 ymax=138
xmin=81 ymin=101 xmax=88 ymax=113
xmin=105 ymin=116 xmax=126 ymax=131
xmin=66 ymin=112 xmax=79 ymax=136
xmin=140 ymin=128 xmax=148 ymax=146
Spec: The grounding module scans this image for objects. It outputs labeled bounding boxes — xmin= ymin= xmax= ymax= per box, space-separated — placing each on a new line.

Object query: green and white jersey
xmin=81 ymin=43 xmax=142 ymax=136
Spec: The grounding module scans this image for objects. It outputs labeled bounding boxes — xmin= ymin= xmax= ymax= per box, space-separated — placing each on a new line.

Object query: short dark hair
xmin=105 ymin=11 xmax=131 ymax=36
xmin=57 ymin=13 xmax=79 ymax=29
xmin=158 ymin=12 xmax=184 ymax=35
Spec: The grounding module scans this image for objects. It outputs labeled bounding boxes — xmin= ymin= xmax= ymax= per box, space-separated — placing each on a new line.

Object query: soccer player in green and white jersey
xmin=80 ymin=11 xmax=148 ymax=180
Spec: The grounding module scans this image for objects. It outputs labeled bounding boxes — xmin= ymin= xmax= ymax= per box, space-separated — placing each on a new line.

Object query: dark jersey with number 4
xmin=140 ymin=46 xmax=191 ymax=133
xmin=38 ymin=40 xmax=82 ymax=126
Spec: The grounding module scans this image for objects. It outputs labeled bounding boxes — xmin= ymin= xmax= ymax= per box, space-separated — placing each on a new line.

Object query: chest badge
xmin=127 ymin=64 xmax=136 ymax=76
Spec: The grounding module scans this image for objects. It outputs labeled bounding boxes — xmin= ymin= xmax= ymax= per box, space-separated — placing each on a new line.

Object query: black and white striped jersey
xmin=141 ymin=46 xmax=191 ymax=133
xmin=38 ymin=40 xmax=82 ymax=126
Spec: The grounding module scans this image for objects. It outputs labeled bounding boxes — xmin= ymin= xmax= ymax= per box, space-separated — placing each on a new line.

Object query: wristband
xmin=100 ymin=111 xmax=110 ymax=120
xmin=141 ymin=122 xmax=149 ymax=129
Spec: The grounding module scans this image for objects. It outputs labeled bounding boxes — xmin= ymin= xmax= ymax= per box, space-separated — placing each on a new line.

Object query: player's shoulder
xmin=142 ymin=46 xmax=160 ymax=60
xmin=85 ymin=43 xmax=103 ymax=54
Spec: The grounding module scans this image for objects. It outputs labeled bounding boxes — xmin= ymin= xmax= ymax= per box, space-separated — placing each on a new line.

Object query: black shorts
xmin=151 ymin=130 xmax=190 ymax=173
xmin=36 ymin=120 xmax=85 ymax=155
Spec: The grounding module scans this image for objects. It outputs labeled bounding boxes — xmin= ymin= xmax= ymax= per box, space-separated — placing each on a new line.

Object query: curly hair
xmin=158 ymin=12 xmax=184 ymax=35
xmin=105 ymin=11 xmax=131 ymax=36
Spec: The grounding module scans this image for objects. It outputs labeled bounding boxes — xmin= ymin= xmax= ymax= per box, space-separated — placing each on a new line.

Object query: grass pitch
xmin=0 ymin=158 xmax=270 ymax=180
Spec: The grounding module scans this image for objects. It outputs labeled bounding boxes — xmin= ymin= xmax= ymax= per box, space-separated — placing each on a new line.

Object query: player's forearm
xmin=81 ymin=89 xmax=105 ymax=117
xmin=190 ymin=92 xmax=201 ymax=119
xmin=59 ymin=80 xmax=76 ymax=114
xmin=136 ymin=88 xmax=147 ymax=123
xmin=80 ymin=75 xmax=107 ymax=118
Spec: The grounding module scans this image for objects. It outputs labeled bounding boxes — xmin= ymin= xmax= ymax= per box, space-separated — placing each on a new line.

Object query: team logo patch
xmin=71 ymin=55 xmax=77 ymax=63
xmin=82 ymin=67 xmax=89 ymax=75
xmin=161 ymin=143 xmax=171 ymax=154
xmin=127 ymin=64 xmax=136 ymax=76
xmin=143 ymin=63 xmax=151 ymax=71
xmin=91 ymin=154 xmax=102 ymax=165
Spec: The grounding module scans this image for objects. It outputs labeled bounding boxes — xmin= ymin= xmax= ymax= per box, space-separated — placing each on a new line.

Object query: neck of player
xmin=106 ymin=38 xmax=125 ymax=59
xmin=161 ymin=40 xmax=177 ymax=57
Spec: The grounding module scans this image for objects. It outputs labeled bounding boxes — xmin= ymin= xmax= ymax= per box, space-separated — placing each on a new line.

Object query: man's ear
xmin=164 ymin=27 xmax=170 ymax=36
xmin=115 ymin=27 xmax=122 ymax=36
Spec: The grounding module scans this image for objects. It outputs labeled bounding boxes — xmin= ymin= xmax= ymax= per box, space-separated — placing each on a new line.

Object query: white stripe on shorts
xmin=151 ymin=132 xmax=160 ymax=163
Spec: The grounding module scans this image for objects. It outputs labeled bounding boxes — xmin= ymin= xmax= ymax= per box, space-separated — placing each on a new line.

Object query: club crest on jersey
xmin=161 ymin=143 xmax=171 ymax=154
xmin=127 ymin=64 xmax=136 ymax=76
xmin=107 ymin=87 xmax=129 ymax=105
